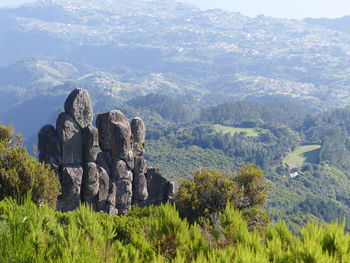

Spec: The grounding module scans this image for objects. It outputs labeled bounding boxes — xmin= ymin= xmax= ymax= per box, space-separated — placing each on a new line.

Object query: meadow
xmin=212 ymin=124 xmax=260 ymax=137
xmin=283 ymin=145 xmax=321 ymax=165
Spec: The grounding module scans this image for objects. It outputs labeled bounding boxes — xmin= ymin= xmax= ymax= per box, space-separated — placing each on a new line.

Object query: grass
xmin=212 ymin=124 xmax=260 ymax=137
xmin=283 ymin=144 xmax=321 ymax=165
xmin=37 ymin=61 xmax=64 ymax=78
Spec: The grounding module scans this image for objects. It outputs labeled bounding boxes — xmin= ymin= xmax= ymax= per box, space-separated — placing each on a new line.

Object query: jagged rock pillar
xmin=96 ymin=110 xmax=134 ymax=215
xmin=131 ymin=117 xmax=148 ymax=204
xmin=38 ymin=88 xmax=175 ymax=215
xmin=144 ymin=168 xmax=175 ymax=206
xmin=56 ymin=112 xmax=83 ymax=165
xmin=55 ymin=111 xmax=83 ymax=211
xmin=57 ymin=165 xmax=83 ymax=212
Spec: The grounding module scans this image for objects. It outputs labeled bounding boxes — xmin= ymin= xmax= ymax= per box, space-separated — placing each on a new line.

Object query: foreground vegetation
xmin=0 ymin=124 xmax=60 ymax=208
xmin=1 ymin=198 xmax=350 ymax=263
xmin=1 ymin=123 xmax=350 ymax=262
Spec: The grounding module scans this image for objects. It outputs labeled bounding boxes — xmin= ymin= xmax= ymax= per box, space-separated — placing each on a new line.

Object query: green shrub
xmin=175 ymin=169 xmax=238 ymax=222
xmin=1 ymin=198 xmax=350 ymax=262
xmin=0 ymin=124 xmax=22 ymax=149
xmin=234 ymin=164 xmax=268 ymax=209
xmin=0 ymin=124 xmax=60 ymax=208
xmin=175 ymin=164 xmax=268 ymax=224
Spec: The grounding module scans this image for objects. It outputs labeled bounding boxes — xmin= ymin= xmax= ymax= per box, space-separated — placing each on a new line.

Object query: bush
xmin=233 ymin=164 xmax=268 ymax=210
xmin=175 ymin=164 xmax=268 ymax=225
xmin=1 ymin=196 xmax=350 ymax=262
xmin=0 ymin=124 xmax=60 ymax=208
xmin=175 ymin=169 xmax=237 ymax=222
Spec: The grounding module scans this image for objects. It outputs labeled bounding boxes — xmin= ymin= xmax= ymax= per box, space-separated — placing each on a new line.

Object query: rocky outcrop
xmin=131 ymin=117 xmax=146 ymax=144
xmin=64 ymin=88 xmax=93 ymax=129
xmin=131 ymin=117 xmax=149 ymax=204
xmin=57 ymin=165 xmax=83 ymax=212
xmin=83 ymin=125 xmax=100 ymax=162
xmin=38 ymin=124 xmax=61 ymax=173
xmin=38 ymin=88 xmax=174 ymax=215
xmin=56 ymin=112 xmax=83 ymax=165
xmin=143 ymin=168 xmax=175 ymax=206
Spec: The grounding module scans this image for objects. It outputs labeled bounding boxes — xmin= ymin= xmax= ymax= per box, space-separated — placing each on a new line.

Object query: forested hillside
xmin=127 ymin=95 xmax=350 ymax=228
xmin=3 ymin=0 xmax=350 ymax=239
xmin=3 ymin=0 xmax=350 ymax=143
xmin=305 ymin=15 xmax=350 ymax=34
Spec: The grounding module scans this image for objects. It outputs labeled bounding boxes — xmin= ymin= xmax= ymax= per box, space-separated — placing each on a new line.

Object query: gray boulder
xmin=110 ymin=121 xmax=131 ymax=159
xmin=134 ymin=155 xmax=146 ymax=175
xmin=143 ymin=168 xmax=175 ymax=206
xmin=97 ymin=166 xmax=109 ymax=212
xmin=133 ymin=173 xmax=148 ymax=202
xmin=107 ymin=179 xmax=117 ymax=207
xmin=131 ymin=117 xmax=146 ymax=144
xmin=57 ymin=165 xmax=83 ymax=212
xmin=38 ymin=124 xmax=61 ymax=157
xmin=125 ymin=150 xmax=134 ymax=170
xmin=116 ymin=179 xmax=133 ymax=215
xmin=82 ymin=162 xmax=100 ymax=200
xmin=112 ymin=159 xmax=133 ymax=181
xmin=82 ymin=162 xmax=110 ymax=212
xmin=96 ymin=151 xmax=111 ymax=176
xmin=64 ymin=88 xmax=93 ymax=129
xmin=83 ymin=125 xmax=100 ymax=162
xmin=96 ymin=110 xmax=130 ymax=151
xmin=107 ymin=204 xmax=118 ymax=216
xmin=39 ymin=88 xmax=175 ymax=215
xmin=56 ymin=112 xmax=83 ymax=165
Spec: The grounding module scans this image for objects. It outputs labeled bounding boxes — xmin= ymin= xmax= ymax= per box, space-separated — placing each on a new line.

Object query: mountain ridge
xmin=304 ymin=15 xmax=350 ymax=35
xmin=2 ymin=0 xmax=350 ymax=144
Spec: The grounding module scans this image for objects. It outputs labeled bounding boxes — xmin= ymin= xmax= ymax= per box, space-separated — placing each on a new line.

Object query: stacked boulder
xmin=38 ymin=88 xmax=175 ymax=215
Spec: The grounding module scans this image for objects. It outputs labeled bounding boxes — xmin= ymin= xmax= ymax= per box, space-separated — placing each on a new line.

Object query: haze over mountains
xmin=1 ymin=0 xmax=350 ymax=143
xmin=305 ymin=16 xmax=350 ymax=35
xmin=4 ymin=0 xmax=350 ymax=228
xmin=0 ymin=0 xmax=32 ymax=6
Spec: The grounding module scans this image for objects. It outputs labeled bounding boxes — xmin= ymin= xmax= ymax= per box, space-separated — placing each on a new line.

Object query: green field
xmin=212 ymin=124 xmax=260 ymax=137
xmin=283 ymin=145 xmax=321 ymax=165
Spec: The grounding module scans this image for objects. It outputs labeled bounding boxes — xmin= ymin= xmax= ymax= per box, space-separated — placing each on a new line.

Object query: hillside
xmin=3 ymin=0 xmax=350 ymax=229
xmin=2 ymin=0 xmax=350 ymax=143
xmin=1 ymin=0 xmax=350 ymax=109
xmin=304 ymin=16 xmax=350 ymax=34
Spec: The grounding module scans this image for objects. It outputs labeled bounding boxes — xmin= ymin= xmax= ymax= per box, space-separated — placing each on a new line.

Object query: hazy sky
xmin=185 ymin=0 xmax=350 ymax=19
xmin=0 ymin=0 xmax=349 ymax=19
xmin=0 ymin=0 xmax=33 ymax=6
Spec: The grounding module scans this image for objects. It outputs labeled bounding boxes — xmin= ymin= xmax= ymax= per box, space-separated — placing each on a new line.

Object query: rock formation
xmin=38 ymin=88 xmax=175 ymax=215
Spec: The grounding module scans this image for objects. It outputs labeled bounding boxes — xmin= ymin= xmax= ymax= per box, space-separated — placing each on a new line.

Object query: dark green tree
xmin=175 ymin=164 xmax=268 ymax=227
xmin=0 ymin=124 xmax=60 ymax=208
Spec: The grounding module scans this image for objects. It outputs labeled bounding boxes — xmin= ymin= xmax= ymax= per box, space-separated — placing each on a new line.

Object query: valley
xmin=1 ymin=0 xmax=350 ymax=231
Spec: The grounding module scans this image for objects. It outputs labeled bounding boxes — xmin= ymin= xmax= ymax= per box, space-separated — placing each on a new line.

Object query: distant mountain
xmin=0 ymin=58 xmax=190 ymax=144
xmin=0 ymin=1 xmax=349 ymax=105
xmin=2 ymin=0 xmax=350 ymax=143
xmin=304 ymin=16 xmax=350 ymax=34
xmin=4 ymin=1 xmax=350 ymax=227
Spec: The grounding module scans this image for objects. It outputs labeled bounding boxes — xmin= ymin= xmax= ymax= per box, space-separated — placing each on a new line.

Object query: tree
xmin=233 ymin=164 xmax=268 ymax=209
xmin=175 ymin=169 xmax=238 ymax=222
xmin=0 ymin=124 xmax=22 ymax=149
xmin=0 ymin=124 xmax=60 ymax=208
xmin=175 ymin=164 xmax=268 ymax=225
